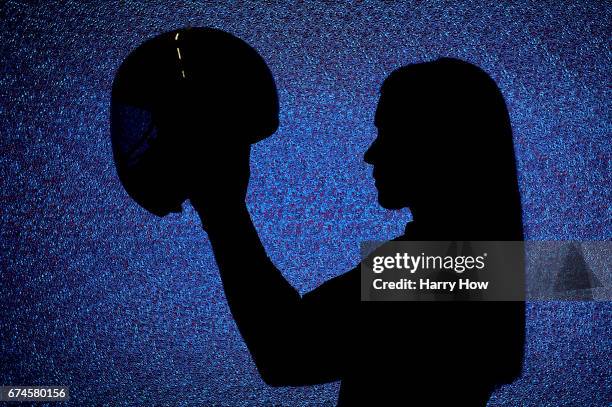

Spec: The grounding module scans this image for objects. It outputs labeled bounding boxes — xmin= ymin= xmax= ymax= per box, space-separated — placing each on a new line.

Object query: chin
xmin=377 ymin=194 xmax=407 ymax=210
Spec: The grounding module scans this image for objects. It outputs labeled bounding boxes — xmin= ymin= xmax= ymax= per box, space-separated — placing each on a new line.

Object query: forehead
xmin=374 ymin=92 xmax=431 ymax=129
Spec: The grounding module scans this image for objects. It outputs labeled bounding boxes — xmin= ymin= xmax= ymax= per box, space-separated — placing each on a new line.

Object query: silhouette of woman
xmin=112 ymin=29 xmax=526 ymax=405
xmin=191 ymin=57 xmax=525 ymax=406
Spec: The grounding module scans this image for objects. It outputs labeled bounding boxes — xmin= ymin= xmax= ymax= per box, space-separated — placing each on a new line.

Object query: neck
xmin=407 ymin=203 xmax=482 ymax=239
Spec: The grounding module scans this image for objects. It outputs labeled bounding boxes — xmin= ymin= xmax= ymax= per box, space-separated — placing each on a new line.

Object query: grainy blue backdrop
xmin=1 ymin=1 xmax=610 ymax=406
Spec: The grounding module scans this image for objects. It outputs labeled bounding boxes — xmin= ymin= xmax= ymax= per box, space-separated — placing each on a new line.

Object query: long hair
xmin=376 ymin=59 xmax=526 ymax=391
xmin=378 ymin=58 xmax=523 ymax=240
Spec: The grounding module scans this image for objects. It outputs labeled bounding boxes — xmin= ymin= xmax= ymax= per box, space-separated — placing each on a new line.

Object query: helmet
xmin=111 ymin=27 xmax=279 ymax=216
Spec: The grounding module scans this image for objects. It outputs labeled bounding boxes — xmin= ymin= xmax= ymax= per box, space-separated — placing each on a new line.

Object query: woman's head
xmin=365 ymin=58 xmax=522 ymax=236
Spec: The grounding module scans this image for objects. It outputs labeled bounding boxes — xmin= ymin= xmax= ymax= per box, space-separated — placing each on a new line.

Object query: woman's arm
xmin=193 ymin=199 xmax=351 ymax=386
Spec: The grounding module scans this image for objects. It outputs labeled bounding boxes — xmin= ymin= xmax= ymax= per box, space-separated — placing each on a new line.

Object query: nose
xmin=364 ymin=136 xmax=379 ymax=165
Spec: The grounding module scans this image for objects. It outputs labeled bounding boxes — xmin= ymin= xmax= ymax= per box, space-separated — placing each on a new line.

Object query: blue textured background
xmin=1 ymin=1 xmax=610 ymax=406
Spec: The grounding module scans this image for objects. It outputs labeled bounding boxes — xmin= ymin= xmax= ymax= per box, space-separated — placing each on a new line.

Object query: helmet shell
xmin=111 ymin=27 xmax=279 ymax=216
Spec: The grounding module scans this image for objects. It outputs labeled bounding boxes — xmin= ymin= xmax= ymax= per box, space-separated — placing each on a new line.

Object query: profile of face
xmin=364 ymin=92 xmax=438 ymax=211
xmin=364 ymin=58 xmax=517 ymax=220
xmin=364 ymin=114 xmax=411 ymax=210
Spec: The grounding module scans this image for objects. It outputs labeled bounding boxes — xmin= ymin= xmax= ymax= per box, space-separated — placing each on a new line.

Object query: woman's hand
xmin=189 ymin=143 xmax=251 ymax=231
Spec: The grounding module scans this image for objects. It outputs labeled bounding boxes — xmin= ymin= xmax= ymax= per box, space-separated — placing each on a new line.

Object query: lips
xmin=373 ymin=173 xmax=381 ymax=188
